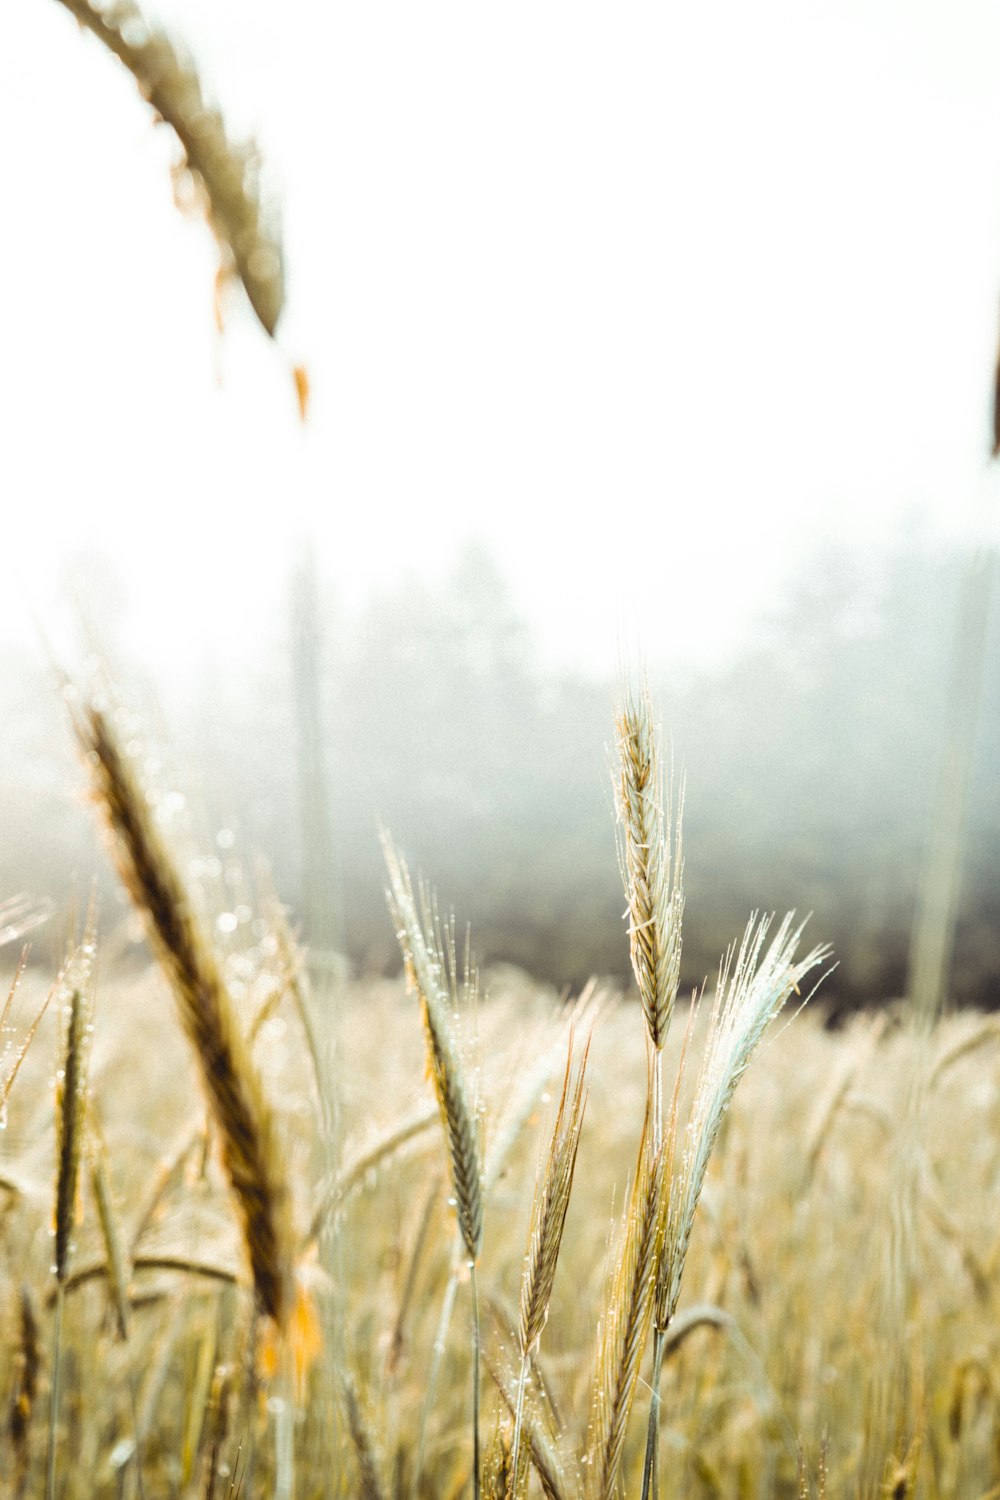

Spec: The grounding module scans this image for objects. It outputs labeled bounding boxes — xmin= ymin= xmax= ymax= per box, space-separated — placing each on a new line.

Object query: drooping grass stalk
xmin=641 ymin=914 xmax=830 ymax=1500
xmin=509 ymin=1030 xmax=590 ymax=1491
xmin=383 ymin=836 xmax=485 ymax=1500
xmin=46 ymin=959 xmax=94 ymax=1500
xmin=52 ymin=0 xmax=285 ymax=338
xmin=614 ymin=682 xmax=684 ymax=1152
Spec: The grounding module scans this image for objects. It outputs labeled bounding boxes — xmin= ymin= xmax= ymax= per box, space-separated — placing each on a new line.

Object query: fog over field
xmin=2 ymin=534 xmax=997 ymax=1015
xmin=3 ymin=0 xmax=1000 ymax=1017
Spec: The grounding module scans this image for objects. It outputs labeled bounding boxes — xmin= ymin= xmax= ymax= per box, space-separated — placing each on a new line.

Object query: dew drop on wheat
xmin=110 ymin=1439 xmax=135 ymax=1470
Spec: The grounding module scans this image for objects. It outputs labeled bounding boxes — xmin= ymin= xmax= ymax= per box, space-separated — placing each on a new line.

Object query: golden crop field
xmin=1 ymin=683 xmax=998 ymax=1500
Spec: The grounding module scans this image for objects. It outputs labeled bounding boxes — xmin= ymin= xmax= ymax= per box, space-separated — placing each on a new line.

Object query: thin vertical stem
xmin=640 ymin=1328 xmax=667 ymax=1500
xmin=45 ymin=1283 xmax=66 ymax=1500
xmin=509 ymin=1352 xmax=529 ymax=1495
xmin=651 ymin=1047 xmax=664 ymax=1157
xmin=274 ymin=1334 xmax=295 ymax=1500
xmin=411 ymin=1259 xmax=460 ymax=1500
xmin=470 ymin=1260 xmax=481 ymax=1500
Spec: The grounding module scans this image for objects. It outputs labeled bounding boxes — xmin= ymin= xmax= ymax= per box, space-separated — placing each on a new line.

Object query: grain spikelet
xmin=70 ymin=695 xmax=294 ymax=1327
xmin=519 ymin=1028 xmax=590 ymax=1356
xmin=506 ymin=1028 xmax=590 ymax=1489
xmin=383 ymin=836 xmax=483 ymax=1262
xmin=614 ymin=683 xmax=684 ymax=1053
xmin=54 ymin=977 xmax=93 ymax=1285
xmin=585 ymin=1096 xmax=669 ymax=1500
xmin=54 ymin=0 xmax=284 ymax=337
xmin=657 ymin=914 xmax=830 ymax=1332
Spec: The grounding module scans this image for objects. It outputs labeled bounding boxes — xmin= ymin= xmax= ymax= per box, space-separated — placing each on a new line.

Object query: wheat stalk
xmin=614 ymin=684 xmax=684 ymax=1059
xmin=383 ymin=834 xmax=485 ymax=1498
xmin=53 ymin=0 xmax=284 ymax=337
xmin=383 ymin=837 xmax=484 ymax=1263
xmin=47 ymin=933 xmax=96 ymax=1500
xmin=70 ymin=695 xmax=294 ymax=1330
xmin=484 ymin=1327 xmax=570 ymax=1500
xmin=641 ymin=914 xmax=830 ymax=1500
xmin=585 ymin=1087 xmax=669 ymax=1500
xmin=510 ymin=1028 xmax=590 ymax=1490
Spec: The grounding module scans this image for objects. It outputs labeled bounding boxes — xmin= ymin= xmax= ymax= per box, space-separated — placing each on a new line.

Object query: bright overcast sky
xmin=4 ymin=0 xmax=1000 ymax=680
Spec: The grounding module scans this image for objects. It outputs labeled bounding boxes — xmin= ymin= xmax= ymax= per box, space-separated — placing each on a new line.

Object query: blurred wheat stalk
xmin=69 ymin=689 xmax=296 ymax=1331
xmin=53 ymin=0 xmax=284 ymax=337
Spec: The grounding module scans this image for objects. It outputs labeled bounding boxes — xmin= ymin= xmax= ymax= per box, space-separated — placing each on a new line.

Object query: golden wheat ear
xmin=53 ymin=0 xmax=284 ymax=338
xmin=69 ymin=691 xmax=295 ymax=1331
xmin=382 ymin=835 xmax=484 ymax=1264
xmin=507 ymin=1026 xmax=590 ymax=1491
xmin=382 ymin=834 xmax=487 ymax=1497
xmin=613 ymin=680 xmax=684 ymax=1057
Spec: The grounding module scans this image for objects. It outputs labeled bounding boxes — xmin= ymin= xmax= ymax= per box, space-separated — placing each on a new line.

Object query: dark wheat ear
xmin=54 ymin=0 xmax=284 ymax=338
xmin=70 ymin=693 xmax=295 ymax=1330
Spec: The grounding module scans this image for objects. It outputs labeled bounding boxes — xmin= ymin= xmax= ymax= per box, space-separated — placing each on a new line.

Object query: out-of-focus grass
xmin=3 ymin=952 xmax=1000 ymax=1498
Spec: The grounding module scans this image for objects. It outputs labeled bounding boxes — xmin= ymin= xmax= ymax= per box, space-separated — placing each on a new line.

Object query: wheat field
xmin=0 ymin=683 xmax=997 ymax=1500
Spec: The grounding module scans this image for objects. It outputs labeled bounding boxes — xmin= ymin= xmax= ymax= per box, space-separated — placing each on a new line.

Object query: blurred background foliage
xmin=4 ymin=535 xmax=997 ymax=1017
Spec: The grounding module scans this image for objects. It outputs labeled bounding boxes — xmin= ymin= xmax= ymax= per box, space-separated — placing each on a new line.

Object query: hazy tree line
xmin=2 ymin=538 xmax=997 ymax=1016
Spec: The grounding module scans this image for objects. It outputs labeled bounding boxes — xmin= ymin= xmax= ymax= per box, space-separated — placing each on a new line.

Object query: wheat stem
xmin=44 ymin=1283 xmax=65 ymax=1500
xmin=471 ymin=1259 xmax=482 ymax=1500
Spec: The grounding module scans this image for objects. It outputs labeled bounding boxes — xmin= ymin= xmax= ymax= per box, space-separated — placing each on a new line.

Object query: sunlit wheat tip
xmin=383 ymin=835 xmax=484 ymax=1262
xmin=614 ymin=684 xmax=684 ymax=1052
